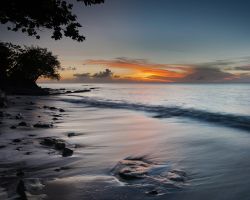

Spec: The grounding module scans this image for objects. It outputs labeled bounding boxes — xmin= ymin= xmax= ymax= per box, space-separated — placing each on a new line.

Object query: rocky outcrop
xmin=112 ymin=157 xmax=188 ymax=195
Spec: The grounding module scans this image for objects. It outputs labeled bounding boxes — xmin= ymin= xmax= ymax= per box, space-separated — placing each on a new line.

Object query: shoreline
xmin=0 ymin=95 xmax=77 ymax=199
xmin=0 ymin=93 xmax=187 ymax=199
xmin=1 ymin=84 xmax=250 ymax=200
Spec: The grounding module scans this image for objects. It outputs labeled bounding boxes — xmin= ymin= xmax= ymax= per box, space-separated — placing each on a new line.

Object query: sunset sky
xmin=1 ymin=0 xmax=250 ymax=83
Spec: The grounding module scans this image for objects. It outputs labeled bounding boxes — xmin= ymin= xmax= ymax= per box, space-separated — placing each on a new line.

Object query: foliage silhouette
xmin=0 ymin=42 xmax=60 ymax=90
xmin=0 ymin=0 xmax=104 ymax=41
xmin=0 ymin=42 xmax=22 ymax=88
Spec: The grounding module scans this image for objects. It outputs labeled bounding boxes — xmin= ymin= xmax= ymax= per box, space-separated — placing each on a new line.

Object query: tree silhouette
xmin=0 ymin=42 xmax=22 ymax=87
xmin=0 ymin=0 xmax=104 ymax=41
xmin=8 ymin=46 xmax=61 ymax=86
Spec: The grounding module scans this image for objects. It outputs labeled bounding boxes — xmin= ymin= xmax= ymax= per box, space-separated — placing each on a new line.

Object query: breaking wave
xmin=62 ymin=96 xmax=250 ymax=132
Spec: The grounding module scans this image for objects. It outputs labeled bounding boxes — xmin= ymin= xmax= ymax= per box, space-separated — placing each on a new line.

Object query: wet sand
xmin=1 ymin=94 xmax=250 ymax=200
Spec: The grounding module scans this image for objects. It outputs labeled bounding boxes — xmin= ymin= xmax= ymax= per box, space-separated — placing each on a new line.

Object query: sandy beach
xmin=0 ymin=93 xmax=190 ymax=200
xmin=1 ymin=83 xmax=250 ymax=200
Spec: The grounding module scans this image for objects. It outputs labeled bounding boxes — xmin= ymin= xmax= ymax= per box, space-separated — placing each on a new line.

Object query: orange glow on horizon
xmin=38 ymin=59 xmax=194 ymax=83
xmin=83 ymin=59 xmax=192 ymax=82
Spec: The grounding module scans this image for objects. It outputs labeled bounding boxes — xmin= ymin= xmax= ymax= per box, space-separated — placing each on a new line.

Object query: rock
xmin=34 ymin=123 xmax=53 ymax=128
xmin=40 ymin=138 xmax=56 ymax=146
xmin=67 ymin=132 xmax=77 ymax=137
xmin=52 ymin=114 xmax=61 ymax=117
xmin=18 ymin=122 xmax=27 ymax=126
xmin=43 ymin=105 xmax=49 ymax=109
xmin=49 ymin=106 xmax=57 ymax=110
xmin=59 ymin=108 xmax=65 ymax=112
xmin=0 ymin=145 xmax=6 ymax=149
xmin=167 ymin=170 xmax=186 ymax=182
xmin=52 ymin=117 xmax=58 ymax=120
xmin=113 ymin=158 xmax=151 ymax=180
xmin=54 ymin=166 xmax=70 ymax=172
xmin=147 ymin=190 xmax=158 ymax=195
xmin=10 ymin=125 xmax=17 ymax=129
xmin=16 ymin=147 xmax=22 ymax=151
xmin=62 ymin=148 xmax=73 ymax=157
xmin=171 ymin=169 xmax=186 ymax=177
xmin=15 ymin=113 xmax=23 ymax=119
xmin=55 ymin=142 xmax=66 ymax=150
xmin=12 ymin=139 xmax=21 ymax=143
xmin=25 ymin=152 xmax=32 ymax=155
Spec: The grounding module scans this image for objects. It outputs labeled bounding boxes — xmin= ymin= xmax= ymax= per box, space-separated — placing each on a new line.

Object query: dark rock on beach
xmin=167 ymin=170 xmax=187 ymax=182
xmin=113 ymin=158 xmax=152 ymax=180
xmin=40 ymin=138 xmax=56 ymax=146
xmin=55 ymin=142 xmax=66 ymax=150
xmin=34 ymin=123 xmax=53 ymax=128
xmin=40 ymin=137 xmax=74 ymax=157
xmin=15 ymin=113 xmax=23 ymax=119
xmin=112 ymin=157 xmax=188 ymax=193
xmin=62 ymin=148 xmax=73 ymax=157
xmin=67 ymin=132 xmax=77 ymax=137
xmin=12 ymin=139 xmax=21 ymax=143
xmin=146 ymin=190 xmax=158 ymax=195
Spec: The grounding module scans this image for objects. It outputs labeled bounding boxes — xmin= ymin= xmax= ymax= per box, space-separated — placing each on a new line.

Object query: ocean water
xmin=37 ymin=83 xmax=250 ymax=200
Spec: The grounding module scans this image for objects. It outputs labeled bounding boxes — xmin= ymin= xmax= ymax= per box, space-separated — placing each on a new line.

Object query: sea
xmin=38 ymin=83 xmax=250 ymax=200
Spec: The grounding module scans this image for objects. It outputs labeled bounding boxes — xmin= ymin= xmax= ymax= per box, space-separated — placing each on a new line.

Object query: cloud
xmin=55 ymin=57 xmax=250 ymax=83
xmin=180 ymin=67 xmax=236 ymax=82
xmin=73 ymin=69 xmax=120 ymax=83
xmin=84 ymin=57 xmax=191 ymax=82
xmin=92 ymin=69 xmax=113 ymax=78
xmin=232 ymin=65 xmax=250 ymax=71
xmin=60 ymin=66 xmax=77 ymax=71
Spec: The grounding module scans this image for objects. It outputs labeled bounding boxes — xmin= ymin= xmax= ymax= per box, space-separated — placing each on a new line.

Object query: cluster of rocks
xmin=6 ymin=103 xmax=66 ymax=130
xmin=112 ymin=157 xmax=188 ymax=196
xmin=10 ymin=121 xmax=53 ymax=129
xmin=44 ymin=88 xmax=92 ymax=95
xmin=0 ymin=96 xmax=83 ymax=200
xmin=43 ymin=105 xmax=65 ymax=112
xmin=40 ymin=137 xmax=74 ymax=157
